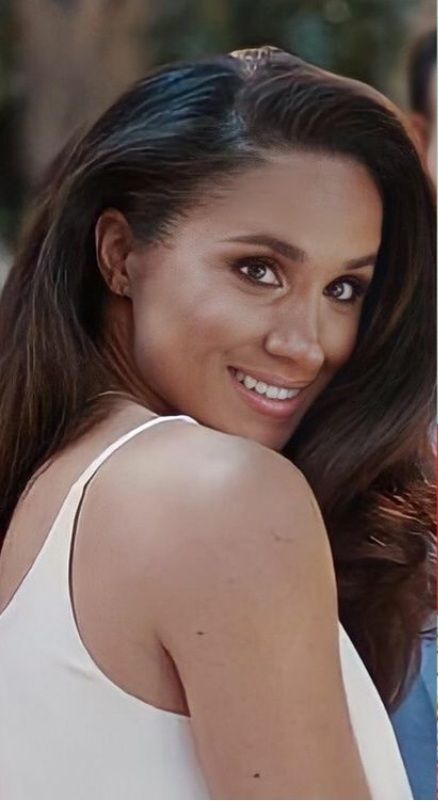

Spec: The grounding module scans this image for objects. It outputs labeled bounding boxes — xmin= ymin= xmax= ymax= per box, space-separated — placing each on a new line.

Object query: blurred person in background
xmin=408 ymin=28 xmax=436 ymax=184
xmin=0 ymin=48 xmax=435 ymax=800
xmin=388 ymin=27 xmax=437 ymax=801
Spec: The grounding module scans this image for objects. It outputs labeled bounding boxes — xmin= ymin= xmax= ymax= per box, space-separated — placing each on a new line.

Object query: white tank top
xmin=0 ymin=415 xmax=412 ymax=800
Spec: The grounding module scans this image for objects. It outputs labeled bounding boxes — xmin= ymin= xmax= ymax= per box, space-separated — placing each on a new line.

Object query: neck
xmin=98 ymin=296 xmax=175 ymax=416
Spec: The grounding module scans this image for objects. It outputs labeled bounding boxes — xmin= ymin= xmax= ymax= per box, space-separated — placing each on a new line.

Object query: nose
xmin=263 ymin=304 xmax=325 ymax=379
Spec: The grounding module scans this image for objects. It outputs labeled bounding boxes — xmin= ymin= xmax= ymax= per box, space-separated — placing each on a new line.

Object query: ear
xmin=95 ymin=209 xmax=134 ymax=298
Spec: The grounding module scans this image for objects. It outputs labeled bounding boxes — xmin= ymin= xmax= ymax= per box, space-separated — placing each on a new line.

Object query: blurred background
xmin=0 ymin=0 xmax=435 ymax=279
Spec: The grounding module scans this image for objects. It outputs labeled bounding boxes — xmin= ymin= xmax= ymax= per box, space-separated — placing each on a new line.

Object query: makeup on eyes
xmin=227 ymin=253 xmax=372 ymax=304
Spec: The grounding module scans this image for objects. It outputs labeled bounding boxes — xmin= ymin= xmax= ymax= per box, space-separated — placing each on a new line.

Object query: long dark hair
xmin=0 ymin=48 xmax=435 ymax=709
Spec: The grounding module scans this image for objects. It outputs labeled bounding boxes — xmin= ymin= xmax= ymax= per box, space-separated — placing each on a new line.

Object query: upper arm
xmin=149 ymin=438 xmax=370 ymax=800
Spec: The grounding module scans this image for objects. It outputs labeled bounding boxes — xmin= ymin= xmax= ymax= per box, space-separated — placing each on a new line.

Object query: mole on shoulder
xmin=253 ymin=772 xmax=261 ymax=779
xmin=272 ymin=529 xmax=292 ymax=543
xmin=196 ymin=631 xmax=206 ymax=636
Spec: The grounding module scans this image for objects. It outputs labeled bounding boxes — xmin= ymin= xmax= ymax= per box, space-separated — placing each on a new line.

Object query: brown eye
xmin=324 ymin=277 xmax=367 ymax=304
xmin=331 ymin=281 xmax=354 ymax=301
xmin=236 ymin=258 xmax=281 ymax=287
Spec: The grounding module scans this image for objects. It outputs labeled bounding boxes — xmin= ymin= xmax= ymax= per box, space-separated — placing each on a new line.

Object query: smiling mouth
xmin=228 ymin=367 xmax=305 ymax=420
xmin=232 ymin=368 xmax=301 ymax=399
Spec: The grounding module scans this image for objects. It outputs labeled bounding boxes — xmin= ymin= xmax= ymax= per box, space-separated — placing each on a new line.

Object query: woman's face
xmin=120 ymin=151 xmax=382 ymax=451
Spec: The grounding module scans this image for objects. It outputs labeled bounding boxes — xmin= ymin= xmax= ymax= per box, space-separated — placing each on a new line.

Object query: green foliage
xmin=148 ymin=0 xmax=425 ymax=91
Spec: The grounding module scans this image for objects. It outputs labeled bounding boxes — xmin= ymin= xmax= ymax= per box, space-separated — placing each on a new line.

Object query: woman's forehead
xmin=188 ymin=152 xmax=382 ymax=244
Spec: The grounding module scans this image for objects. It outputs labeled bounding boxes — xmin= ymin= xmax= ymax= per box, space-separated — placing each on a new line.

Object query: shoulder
xmin=113 ymin=416 xmax=335 ymax=612
xmin=94 ymin=416 xmax=335 ymax=616
xmin=133 ymin=423 xmax=339 ymax=704
xmin=111 ymin=415 xmax=318 ymax=540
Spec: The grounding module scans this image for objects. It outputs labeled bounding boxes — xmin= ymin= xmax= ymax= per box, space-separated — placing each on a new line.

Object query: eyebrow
xmin=223 ymin=234 xmax=378 ymax=271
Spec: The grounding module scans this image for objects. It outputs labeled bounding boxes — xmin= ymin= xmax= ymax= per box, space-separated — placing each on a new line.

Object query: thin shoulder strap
xmin=72 ymin=414 xmax=198 ymax=494
xmin=0 ymin=415 xmax=199 ymax=624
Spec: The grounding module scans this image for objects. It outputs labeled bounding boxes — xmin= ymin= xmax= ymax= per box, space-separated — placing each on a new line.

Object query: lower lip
xmin=228 ymin=368 xmax=303 ymax=421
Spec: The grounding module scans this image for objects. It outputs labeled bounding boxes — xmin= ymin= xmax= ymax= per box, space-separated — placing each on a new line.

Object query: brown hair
xmin=0 ymin=49 xmax=435 ymax=708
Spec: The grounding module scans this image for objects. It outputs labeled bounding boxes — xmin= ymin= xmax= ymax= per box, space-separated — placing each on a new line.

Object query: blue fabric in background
xmin=391 ymin=634 xmax=436 ymax=800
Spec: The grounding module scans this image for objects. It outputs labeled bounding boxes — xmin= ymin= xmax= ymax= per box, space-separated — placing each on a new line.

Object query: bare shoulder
xmin=93 ymin=419 xmax=367 ymax=798
xmin=107 ymin=415 xmax=323 ymax=553
xmin=83 ymin=419 xmax=367 ymax=800
xmin=104 ymin=416 xmax=335 ymax=621
xmin=91 ymin=417 xmax=335 ymax=634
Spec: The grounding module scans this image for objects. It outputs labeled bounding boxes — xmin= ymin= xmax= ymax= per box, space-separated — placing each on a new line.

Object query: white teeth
xmin=243 ymin=375 xmax=257 ymax=390
xmin=233 ymin=369 xmax=302 ymax=401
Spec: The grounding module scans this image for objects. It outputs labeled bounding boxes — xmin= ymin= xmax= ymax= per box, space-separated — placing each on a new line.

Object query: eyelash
xmin=233 ymin=257 xmax=369 ymax=305
xmin=324 ymin=277 xmax=368 ymax=304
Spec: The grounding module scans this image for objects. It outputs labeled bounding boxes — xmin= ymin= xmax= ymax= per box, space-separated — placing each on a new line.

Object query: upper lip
xmin=230 ymin=366 xmax=311 ymax=390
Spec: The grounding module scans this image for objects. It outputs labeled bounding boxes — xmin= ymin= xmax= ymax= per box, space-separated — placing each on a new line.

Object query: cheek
xmin=183 ymin=294 xmax=244 ymax=343
xmin=322 ymin=312 xmax=360 ymax=372
xmin=131 ymin=278 xmax=252 ymax=375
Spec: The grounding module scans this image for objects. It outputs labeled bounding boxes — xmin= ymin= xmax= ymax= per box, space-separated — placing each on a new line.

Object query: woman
xmin=0 ymin=48 xmax=434 ymax=799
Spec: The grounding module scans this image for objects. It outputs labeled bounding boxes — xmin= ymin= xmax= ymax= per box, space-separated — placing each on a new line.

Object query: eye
xmin=235 ymin=257 xmax=281 ymax=287
xmin=324 ymin=277 xmax=367 ymax=304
